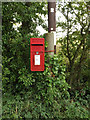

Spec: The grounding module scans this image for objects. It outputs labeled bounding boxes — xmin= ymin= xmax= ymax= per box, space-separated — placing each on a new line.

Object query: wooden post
xmin=46 ymin=1 xmax=56 ymax=56
xmin=48 ymin=2 xmax=56 ymax=32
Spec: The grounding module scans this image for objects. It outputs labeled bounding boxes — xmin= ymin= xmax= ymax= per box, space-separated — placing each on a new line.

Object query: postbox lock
xmin=36 ymin=51 xmax=39 ymax=54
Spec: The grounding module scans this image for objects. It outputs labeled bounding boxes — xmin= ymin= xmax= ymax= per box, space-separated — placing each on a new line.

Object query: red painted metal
xmin=30 ymin=38 xmax=44 ymax=71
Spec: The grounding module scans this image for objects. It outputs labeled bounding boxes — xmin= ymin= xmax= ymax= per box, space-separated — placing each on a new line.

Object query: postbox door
xmin=30 ymin=38 xmax=44 ymax=71
xmin=31 ymin=52 xmax=44 ymax=71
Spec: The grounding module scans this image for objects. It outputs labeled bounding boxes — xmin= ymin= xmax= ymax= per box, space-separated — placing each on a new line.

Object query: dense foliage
xmin=57 ymin=2 xmax=89 ymax=86
xmin=2 ymin=2 xmax=89 ymax=119
xmin=57 ymin=1 xmax=90 ymax=111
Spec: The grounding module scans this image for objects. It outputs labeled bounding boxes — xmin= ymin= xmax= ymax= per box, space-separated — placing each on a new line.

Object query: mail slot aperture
xmin=31 ymin=44 xmax=43 ymax=46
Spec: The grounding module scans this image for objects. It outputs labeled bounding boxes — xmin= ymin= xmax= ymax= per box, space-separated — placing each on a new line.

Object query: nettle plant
xmin=3 ymin=51 xmax=71 ymax=119
xmin=18 ymin=53 xmax=70 ymax=93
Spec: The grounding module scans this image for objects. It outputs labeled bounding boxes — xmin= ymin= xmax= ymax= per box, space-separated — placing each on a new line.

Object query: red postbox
xmin=30 ymin=38 xmax=45 ymax=71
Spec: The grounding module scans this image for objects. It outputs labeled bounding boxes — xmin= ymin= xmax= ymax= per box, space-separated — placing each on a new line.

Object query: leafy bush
xmin=2 ymin=49 xmax=89 ymax=118
xmin=2 ymin=32 xmax=89 ymax=119
xmin=2 ymin=35 xmax=70 ymax=118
